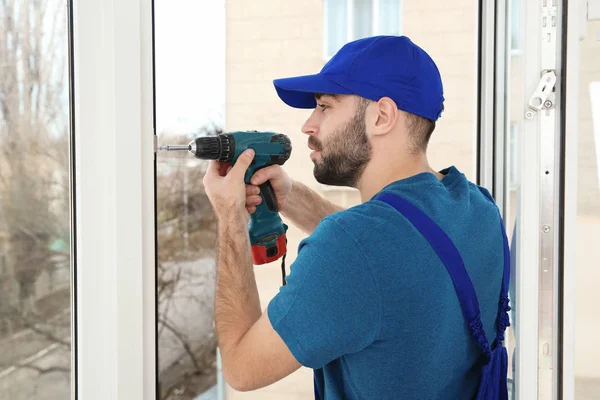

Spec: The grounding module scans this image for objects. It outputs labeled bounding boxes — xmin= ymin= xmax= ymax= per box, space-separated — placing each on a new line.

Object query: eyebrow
xmin=314 ymin=93 xmax=340 ymax=102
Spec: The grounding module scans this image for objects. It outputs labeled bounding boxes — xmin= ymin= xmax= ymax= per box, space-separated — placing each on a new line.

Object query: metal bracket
xmin=525 ymin=70 xmax=557 ymax=119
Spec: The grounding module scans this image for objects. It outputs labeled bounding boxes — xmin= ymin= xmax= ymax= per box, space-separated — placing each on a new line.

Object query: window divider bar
xmin=72 ymin=0 xmax=156 ymax=398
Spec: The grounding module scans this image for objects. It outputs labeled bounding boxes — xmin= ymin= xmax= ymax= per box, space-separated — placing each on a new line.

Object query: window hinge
xmin=525 ymin=70 xmax=557 ymax=119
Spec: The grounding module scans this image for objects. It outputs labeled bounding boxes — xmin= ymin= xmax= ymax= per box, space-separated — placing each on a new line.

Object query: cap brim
xmin=273 ymin=74 xmax=353 ymax=109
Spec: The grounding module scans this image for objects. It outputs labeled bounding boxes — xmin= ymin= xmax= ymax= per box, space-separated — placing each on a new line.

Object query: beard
xmin=309 ymin=105 xmax=372 ymax=188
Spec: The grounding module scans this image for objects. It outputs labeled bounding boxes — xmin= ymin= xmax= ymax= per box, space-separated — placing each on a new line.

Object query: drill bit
xmin=158 ymin=145 xmax=191 ymax=151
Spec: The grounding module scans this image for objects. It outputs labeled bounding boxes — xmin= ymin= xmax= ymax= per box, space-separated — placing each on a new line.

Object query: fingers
xmin=250 ymin=164 xmax=280 ymax=185
xmin=207 ymin=161 xmax=232 ymax=178
xmin=230 ymin=149 xmax=255 ymax=179
xmin=246 ymin=195 xmax=262 ymax=206
xmin=246 ymin=184 xmax=260 ymax=196
xmin=205 ymin=160 xmax=221 ymax=178
xmin=245 ymin=185 xmax=261 ymax=213
xmin=217 ymin=162 xmax=228 ymax=177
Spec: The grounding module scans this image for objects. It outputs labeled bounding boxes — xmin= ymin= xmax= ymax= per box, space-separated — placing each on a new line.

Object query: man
xmin=203 ymin=35 xmax=506 ymax=399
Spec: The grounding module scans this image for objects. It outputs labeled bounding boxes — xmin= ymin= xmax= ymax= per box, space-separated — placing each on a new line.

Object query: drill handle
xmin=258 ymin=181 xmax=278 ymax=212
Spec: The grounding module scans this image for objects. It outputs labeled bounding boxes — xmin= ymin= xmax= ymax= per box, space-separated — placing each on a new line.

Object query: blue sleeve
xmin=267 ymin=216 xmax=382 ymax=369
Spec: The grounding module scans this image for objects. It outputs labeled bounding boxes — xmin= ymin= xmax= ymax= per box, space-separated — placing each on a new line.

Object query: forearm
xmin=214 ymin=209 xmax=262 ymax=362
xmin=281 ymin=180 xmax=344 ymax=235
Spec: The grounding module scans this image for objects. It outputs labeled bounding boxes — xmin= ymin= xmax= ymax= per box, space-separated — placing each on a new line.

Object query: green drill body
xmin=188 ymin=131 xmax=292 ymax=265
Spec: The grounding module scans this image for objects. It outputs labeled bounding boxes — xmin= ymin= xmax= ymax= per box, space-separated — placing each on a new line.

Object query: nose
xmin=301 ymin=109 xmax=320 ymax=136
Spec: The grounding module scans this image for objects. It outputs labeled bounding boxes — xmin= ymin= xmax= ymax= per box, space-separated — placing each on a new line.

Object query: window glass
xmin=0 ymin=0 xmax=73 ymax=398
xmin=379 ymin=0 xmax=402 ymax=35
xmin=353 ymin=0 xmax=373 ymax=39
xmin=509 ymin=0 xmax=521 ymax=51
xmin=574 ymin=20 xmax=600 ymax=400
xmin=326 ymin=0 xmax=349 ymax=57
xmin=326 ymin=0 xmax=402 ymax=57
xmin=504 ymin=5 xmax=526 ymax=394
xmin=154 ymin=1 xmax=225 ymax=398
xmin=508 ymin=123 xmax=518 ymax=190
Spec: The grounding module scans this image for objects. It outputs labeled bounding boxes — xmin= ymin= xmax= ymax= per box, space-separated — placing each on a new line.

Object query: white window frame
xmin=323 ymin=0 xmax=403 ymax=60
xmin=73 ymin=0 xmax=156 ymax=398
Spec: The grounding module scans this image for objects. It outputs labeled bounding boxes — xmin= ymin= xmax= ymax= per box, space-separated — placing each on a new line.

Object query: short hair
xmin=356 ymin=96 xmax=371 ymax=112
xmin=405 ymin=113 xmax=436 ymax=154
xmin=315 ymin=93 xmax=341 ymax=102
xmin=357 ymin=96 xmax=438 ymax=154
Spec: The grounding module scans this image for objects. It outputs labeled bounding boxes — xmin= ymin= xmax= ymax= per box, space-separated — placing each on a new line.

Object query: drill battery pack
xmin=251 ymin=232 xmax=288 ymax=265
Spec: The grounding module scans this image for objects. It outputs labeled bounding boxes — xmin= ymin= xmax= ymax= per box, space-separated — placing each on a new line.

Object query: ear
xmin=372 ymin=97 xmax=399 ymax=136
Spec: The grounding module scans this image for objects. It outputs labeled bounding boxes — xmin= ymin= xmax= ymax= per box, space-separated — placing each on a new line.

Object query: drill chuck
xmin=190 ymin=134 xmax=234 ymax=162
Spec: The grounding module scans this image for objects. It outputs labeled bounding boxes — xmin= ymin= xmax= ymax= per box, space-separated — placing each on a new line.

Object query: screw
xmin=544 ymin=100 xmax=553 ymax=108
xmin=526 ymin=111 xmax=535 ymax=119
xmin=542 ymin=225 xmax=551 ymax=233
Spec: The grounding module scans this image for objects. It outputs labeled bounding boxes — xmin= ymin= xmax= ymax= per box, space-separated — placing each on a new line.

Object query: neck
xmin=356 ymin=152 xmax=443 ymax=202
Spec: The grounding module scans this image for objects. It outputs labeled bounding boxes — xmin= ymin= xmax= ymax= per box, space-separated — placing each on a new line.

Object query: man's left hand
xmin=203 ymin=149 xmax=255 ymax=220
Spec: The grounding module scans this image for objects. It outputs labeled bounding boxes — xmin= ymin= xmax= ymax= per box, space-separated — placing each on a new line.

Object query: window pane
xmin=574 ymin=20 xmax=600 ymax=399
xmin=509 ymin=0 xmax=521 ymax=51
xmin=326 ymin=0 xmax=348 ymax=57
xmin=508 ymin=123 xmax=518 ymax=190
xmin=0 ymin=0 xmax=73 ymax=399
xmin=379 ymin=0 xmax=401 ymax=35
xmin=154 ymin=1 xmax=224 ymax=398
xmin=505 ymin=3 xmax=526 ymax=394
xmin=353 ymin=0 xmax=373 ymax=39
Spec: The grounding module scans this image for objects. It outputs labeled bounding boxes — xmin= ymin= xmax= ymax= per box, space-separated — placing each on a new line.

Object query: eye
xmin=318 ymin=103 xmax=329 ymax=112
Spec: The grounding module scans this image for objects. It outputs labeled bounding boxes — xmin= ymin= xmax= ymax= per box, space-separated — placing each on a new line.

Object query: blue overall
xmin=311 ymin=191 xmax=511 ymax=399
xmin=369 ymin=192 xmax=511 ymax=400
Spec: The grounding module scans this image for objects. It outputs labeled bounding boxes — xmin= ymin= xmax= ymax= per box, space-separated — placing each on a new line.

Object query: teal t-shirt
xmin=267 ymin=166 xmax=505 ymax=400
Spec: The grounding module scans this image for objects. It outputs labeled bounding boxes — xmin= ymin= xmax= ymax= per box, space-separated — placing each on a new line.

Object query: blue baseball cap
xmin=273 ymin=35 xmax=444 ymax=121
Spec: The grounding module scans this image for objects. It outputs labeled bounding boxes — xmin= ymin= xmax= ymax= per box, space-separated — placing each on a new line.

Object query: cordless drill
xmin=160 ymin=131 xmax=292 ymax=266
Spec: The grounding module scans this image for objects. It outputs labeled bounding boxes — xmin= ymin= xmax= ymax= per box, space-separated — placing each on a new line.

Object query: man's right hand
xmin=245 ymin=165 xmax=293 ymax=214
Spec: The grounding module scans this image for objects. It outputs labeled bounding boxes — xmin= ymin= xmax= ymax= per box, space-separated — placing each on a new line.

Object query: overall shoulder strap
xmin=375 ymin=192 xmax=493 ymax=359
